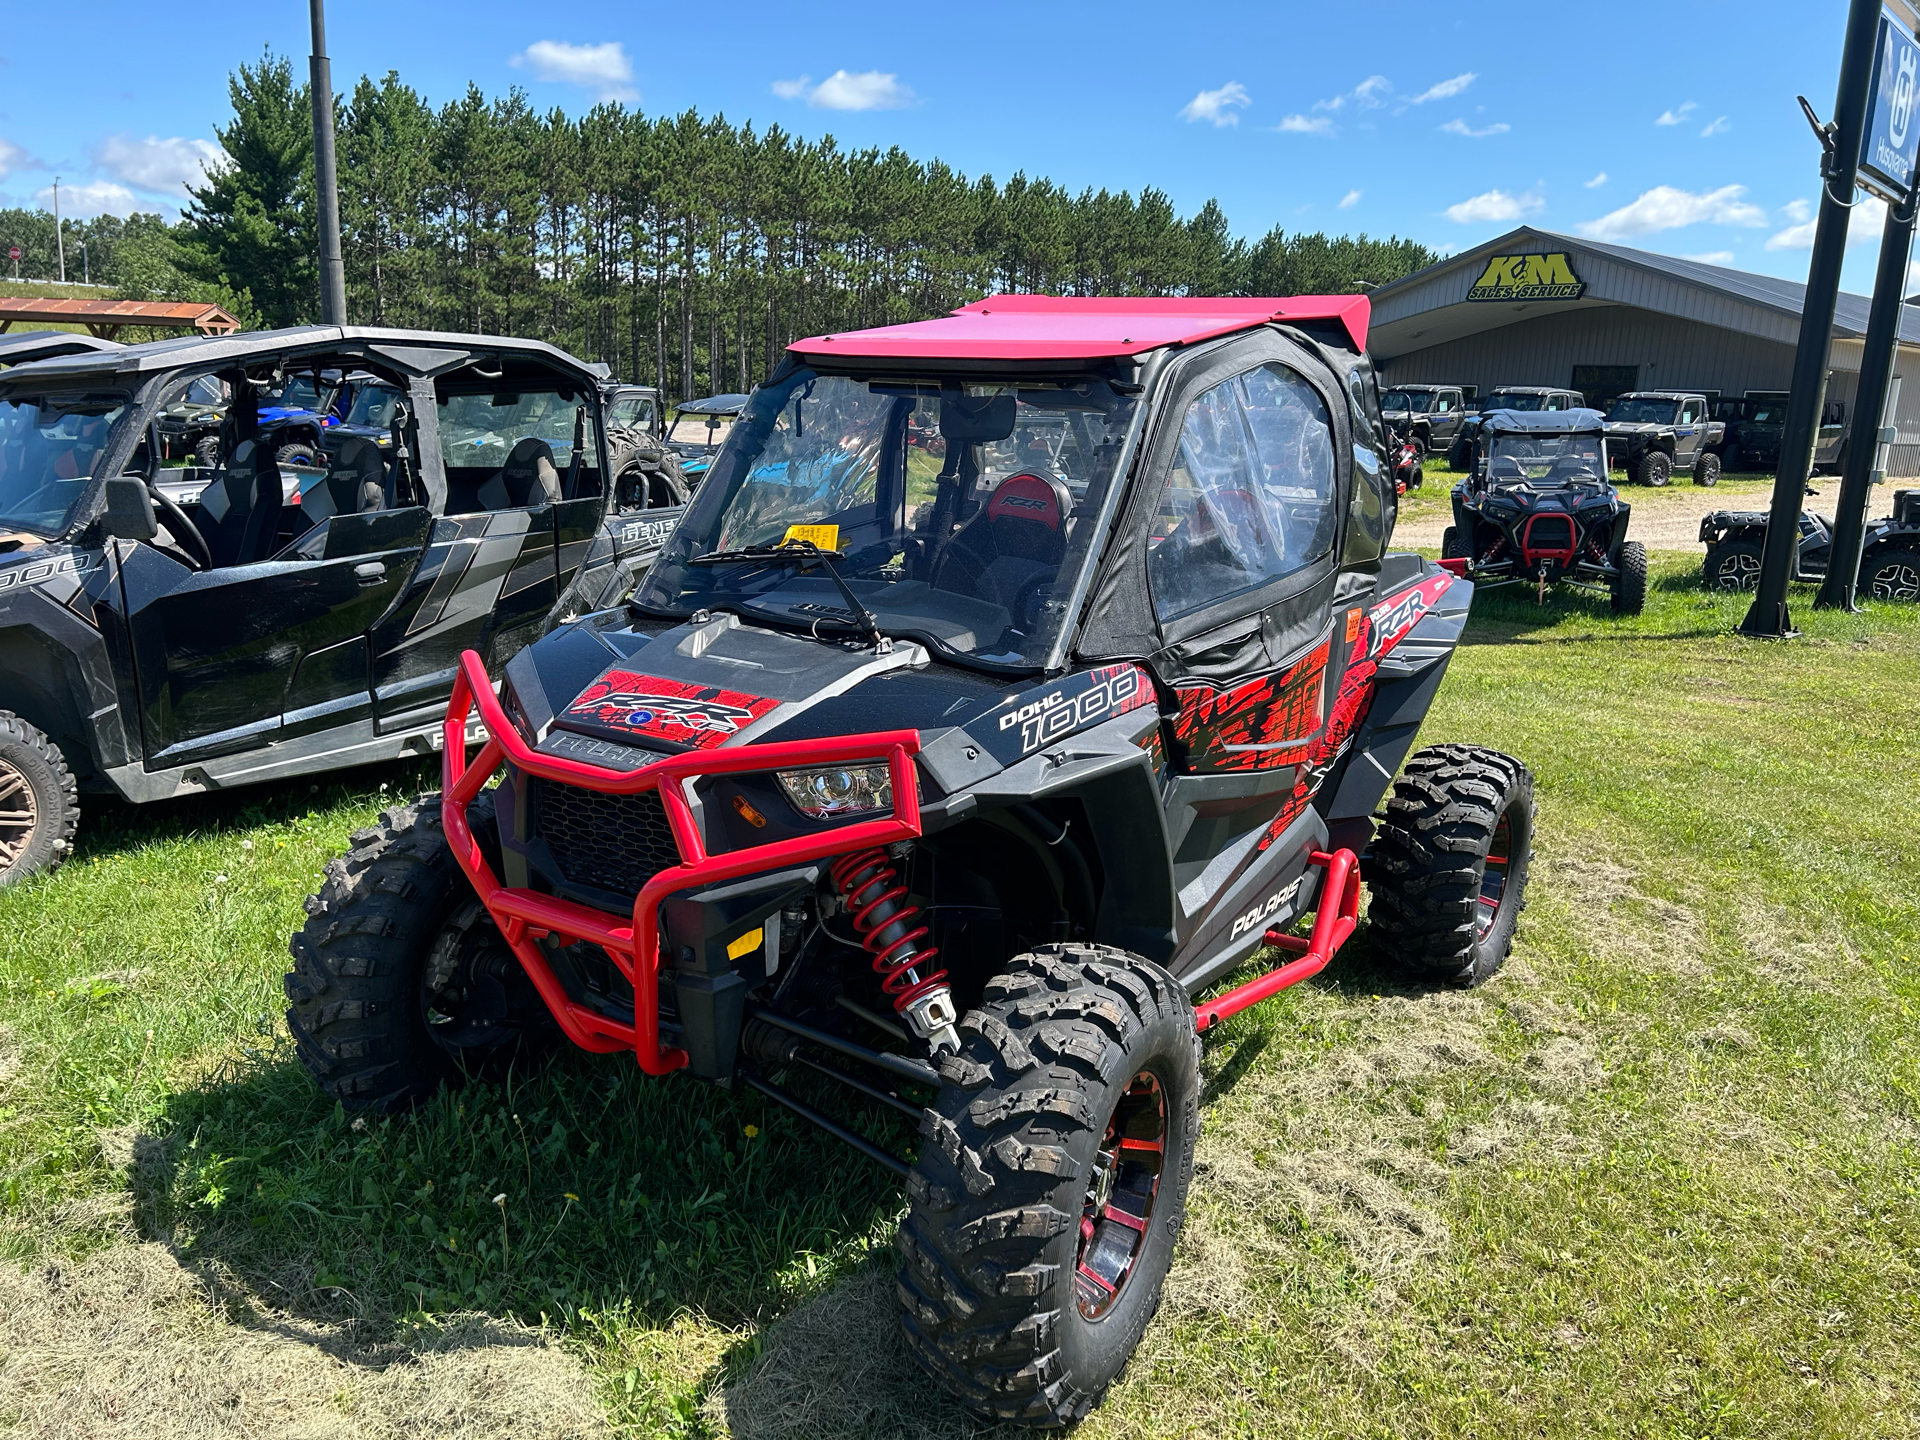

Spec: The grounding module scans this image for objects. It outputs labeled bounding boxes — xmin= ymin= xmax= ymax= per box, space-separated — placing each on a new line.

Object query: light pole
xmin=309 ymin=0 xmax=347 ymax=324
xmin=52 ymin=178 xmax=65 ymax=284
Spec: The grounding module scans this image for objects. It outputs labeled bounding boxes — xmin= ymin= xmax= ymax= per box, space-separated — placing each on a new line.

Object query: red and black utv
xmin=288 ymin=295 xmax=1535 ymax=1428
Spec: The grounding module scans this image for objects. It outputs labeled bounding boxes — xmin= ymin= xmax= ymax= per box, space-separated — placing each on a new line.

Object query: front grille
xmin=532 ymin=779 xmax=681 ymax=900
xmin=1523 ymin=515 xmax=1575 ymax=555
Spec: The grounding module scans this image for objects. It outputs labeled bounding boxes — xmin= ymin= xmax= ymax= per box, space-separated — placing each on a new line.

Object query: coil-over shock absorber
xmin=828 ymin=846 xmax=961 ymax=1052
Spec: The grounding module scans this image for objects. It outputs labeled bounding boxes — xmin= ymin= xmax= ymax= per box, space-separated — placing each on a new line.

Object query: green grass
xmin=3 ymin=557 xmax=1918 ymax=1436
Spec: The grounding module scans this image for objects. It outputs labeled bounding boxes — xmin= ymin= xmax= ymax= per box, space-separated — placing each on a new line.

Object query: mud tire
xmin=1864 ymin=543 xmax=1920 ymax=601
xmin=1611 ymin=540 xmax=1648 ymax=615
xmin=1637 ymin=449 xmax=1673 ymax=487
xmin=285 ymin=793 xmax=554 ymax=1112
xmin=275 ymin=440 xmax=319 ymax=470
xmin=1366 ymin=745 xmax=1534 ymax=988
xmin=1441 ymin=525 xmax=1469 ymax=561
xmin=191 ymin=434 xmax=221 ymax=468
xmin=1705 ymin=539 xmax=1765 ymax=591
xmin=0 ymin=712 xmax=78 ymax=888
xmin=897 ymin=944 xmax=1200 ymax=1428
xmin=1694 ymin=452 xmax=1721 ymax=487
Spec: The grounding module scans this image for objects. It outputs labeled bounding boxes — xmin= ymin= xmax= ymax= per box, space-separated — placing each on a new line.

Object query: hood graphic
xmin=564 ymin=669 xmax=779 ymax=750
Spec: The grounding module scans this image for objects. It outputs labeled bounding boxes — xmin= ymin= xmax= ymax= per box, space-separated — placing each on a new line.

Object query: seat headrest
xmin=985 ymin=472 xmax=1071 ymax=534
xmin=479 ymin=437 xmax=561 ymax=509
xmin=302 ymin=437 xmax=387 ymax=523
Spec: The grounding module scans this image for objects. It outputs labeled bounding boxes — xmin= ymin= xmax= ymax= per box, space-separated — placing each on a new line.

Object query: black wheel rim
xmin=1076 ymin=1070 xmax=1166 ymax=1321
xmin=1476 ymin=812 xmax=1513 ymax=941
xmin=420 ymin=902 xmax=522 ymax=1053
xmin=0 ymin=757 xmax=36 ymax=871
xmin=1717 ymin=551 xmax=1761 ymax=591
xmin=1870 ymin=560 xmax=1920 ymax=600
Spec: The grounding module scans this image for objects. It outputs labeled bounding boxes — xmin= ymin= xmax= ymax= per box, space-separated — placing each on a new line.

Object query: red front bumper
xmin=441 ymin=649 xmax=923 ymax=1075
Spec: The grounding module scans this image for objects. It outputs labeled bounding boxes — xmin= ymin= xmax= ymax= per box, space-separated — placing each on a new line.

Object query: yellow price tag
xmin=782 ymin=523 xmax=839 ymax=551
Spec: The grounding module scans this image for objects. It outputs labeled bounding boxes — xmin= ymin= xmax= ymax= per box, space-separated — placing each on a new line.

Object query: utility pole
xmin=309 ymin=0 xmax=347 ymax=325
xmin=1741 ymin=0 xmax=1882 ymax=638
xmin=52 ymin=179 xmax=65 ymax=284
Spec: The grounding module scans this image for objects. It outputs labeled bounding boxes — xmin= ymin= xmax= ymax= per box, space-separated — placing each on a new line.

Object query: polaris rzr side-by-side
xmin=0 ymin=326 xmax=688 ymax=886
xmin=1701 ymin=486 xmax=1920 ymax=599
xmin=287 ymin=295 xmax=1536 ymax=1428
xmin=1442 ymin=408 xmax=1647 ymax=613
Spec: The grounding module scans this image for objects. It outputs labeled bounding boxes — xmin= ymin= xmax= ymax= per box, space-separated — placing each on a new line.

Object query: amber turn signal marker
xmin=732 ymin=794 xmax=768 ymax=827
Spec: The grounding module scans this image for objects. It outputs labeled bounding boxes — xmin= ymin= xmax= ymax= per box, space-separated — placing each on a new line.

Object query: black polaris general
xmin=1700 ymin=486 xmax=1920 ymax=599
xmin=288 ymin=295 xmax=1535 ymax=1428
xmin=1442 ymin=408 xmax=1647 ymax=613
xmin=1603 ymin=390 xmax=1724 ymax=487
xmin=0 ymin=327 xmax=685 ymax=885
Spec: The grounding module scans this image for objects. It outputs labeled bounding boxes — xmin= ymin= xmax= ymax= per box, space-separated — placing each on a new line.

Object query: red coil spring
xmin=828 ymin=847 xmax=948 ymax=1013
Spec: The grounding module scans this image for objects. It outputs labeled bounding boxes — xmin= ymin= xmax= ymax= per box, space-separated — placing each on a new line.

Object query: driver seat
xmin=931 ymin=471 xmax=1072 ymax=611
xmin=478 ymin=437 xmax=561 ymax=510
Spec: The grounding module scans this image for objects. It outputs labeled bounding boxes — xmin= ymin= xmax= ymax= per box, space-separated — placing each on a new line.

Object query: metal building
xmin=1369 ymin=225 xmax=1920 ymax=476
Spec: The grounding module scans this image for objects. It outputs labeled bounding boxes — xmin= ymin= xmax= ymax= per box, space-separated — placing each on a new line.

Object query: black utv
xmin=1445 ymin=385 xmax=1585 ymax=472
xmin=1602 ymin=390 xmax=1724 ymax=487
xmin=288 ymin=293 xmax=1536 ymax=1429
xmin=1701 ymin=487 xmax=1920 ymax=599
xmin=0 ymin=326 xmax=687 ymax=886
xmin=1442 ymin=408 xmax=1647 ymax=613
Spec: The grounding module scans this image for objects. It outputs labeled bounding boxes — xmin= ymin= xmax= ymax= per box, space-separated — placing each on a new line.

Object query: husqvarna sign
xmin=1861 ymin=12 xmax=1920 ymax=203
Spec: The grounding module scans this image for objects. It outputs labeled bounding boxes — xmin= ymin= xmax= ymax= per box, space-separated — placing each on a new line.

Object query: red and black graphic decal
xmin=1172 ymin=639 xmax=1330 ymax=773
xmin=564 ymin=670 xmax=780 ymax=751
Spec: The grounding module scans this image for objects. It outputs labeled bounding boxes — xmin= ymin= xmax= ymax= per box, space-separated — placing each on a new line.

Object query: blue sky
xmin=0 ymin=0 xmax=1906 ymax=294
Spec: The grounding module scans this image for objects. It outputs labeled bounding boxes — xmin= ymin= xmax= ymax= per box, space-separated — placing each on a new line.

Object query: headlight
xmin=776 ymin=762 xmax=893 ymax=818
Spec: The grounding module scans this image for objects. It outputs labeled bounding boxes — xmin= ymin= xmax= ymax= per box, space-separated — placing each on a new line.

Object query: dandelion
xmin=241 ymin=839 xmax=254 ymax=852
xmin=564 ymin=1192 xmax=580 ymax=1202
xmin=744 ymin=1124 xmax=760 ymax=1139
xmin=213 ymin=874 xmax=228 ymax=884
xmin=351 ymin=1117 xmax=367 ymax=1133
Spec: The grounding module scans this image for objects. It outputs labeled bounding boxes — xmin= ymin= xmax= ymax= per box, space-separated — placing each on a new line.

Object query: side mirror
xmin=101 ymin=476 xmax=161 ymax=543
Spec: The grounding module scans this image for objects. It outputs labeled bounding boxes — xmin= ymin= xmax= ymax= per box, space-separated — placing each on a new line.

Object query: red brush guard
xmin=441 ymin=649 xmax=923 ymax=1074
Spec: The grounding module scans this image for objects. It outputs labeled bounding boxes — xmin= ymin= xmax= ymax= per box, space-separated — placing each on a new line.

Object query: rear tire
xmin=276 ymin=440 xmax=319 ymax=470
xmin=1611 ymin=540 xmax=1648 ymax=615
xmin=0 ymin=713 xmax=78 ymax=888
xmin=898 ymin=944 xmax=1200 ymax=1428
xmin=285 ymin=793 xmax=557 ymax=1112
xmin=1637 ymin=450 xmax=1673 ymax=487
xmin=1705 ymin=538 xmax=1765 ymax=591
xmin=191 ymin=434 xmax=221 ymax=468
xmin=1366 ymin=745 xmax=1534 ymax=988
xmin=1864 ymin=544 xmax=1920 ymax=600
xmin=1694 ymin=452 xmax=1720 ymax=488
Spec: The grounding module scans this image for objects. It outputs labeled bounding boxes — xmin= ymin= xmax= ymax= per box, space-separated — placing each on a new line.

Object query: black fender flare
xmin=0 ymin=597 xmax=130 ymax=785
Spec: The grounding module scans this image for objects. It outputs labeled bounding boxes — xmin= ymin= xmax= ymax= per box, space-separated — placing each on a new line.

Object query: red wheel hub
xmin=1075 ymin=1070 xmax=1166 ymax=1320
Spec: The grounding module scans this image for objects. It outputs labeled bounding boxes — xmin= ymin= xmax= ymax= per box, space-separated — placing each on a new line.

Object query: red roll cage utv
xmin=289 ymin=294 xmax=1534 ymax=1427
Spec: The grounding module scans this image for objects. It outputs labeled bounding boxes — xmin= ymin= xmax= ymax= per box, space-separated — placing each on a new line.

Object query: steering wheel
xmin=148 ymin=482 xmax=214 ymax=571
xmin=1007 ymin=573 xmax=1058 ymax=635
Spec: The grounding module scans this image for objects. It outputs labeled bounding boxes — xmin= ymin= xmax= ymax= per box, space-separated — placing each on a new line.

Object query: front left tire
xmin=0 ymin=712 xmax=78 ymax=888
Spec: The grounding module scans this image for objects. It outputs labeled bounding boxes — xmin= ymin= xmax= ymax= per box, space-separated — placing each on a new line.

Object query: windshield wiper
xmin=689 ymin=537 xmax=892 ymax=653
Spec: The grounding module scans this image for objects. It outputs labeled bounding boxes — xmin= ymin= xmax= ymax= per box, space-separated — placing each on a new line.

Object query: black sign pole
xmin=1816 ymin=182 xmax=1918 ymax=609
xmin=309 ymin=0 xmax=348 ymax=326
xmin=1741 ymin=0 xmax=1883 ymax=638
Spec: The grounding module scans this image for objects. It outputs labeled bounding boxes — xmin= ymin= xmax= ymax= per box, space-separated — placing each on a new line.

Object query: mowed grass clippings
xmin=0 ymin=554 xmax=1915 ymax=1438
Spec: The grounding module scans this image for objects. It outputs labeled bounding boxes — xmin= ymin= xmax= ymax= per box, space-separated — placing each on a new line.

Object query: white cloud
xmin=91 ymin=134 xmax=225 ymax=193
xmin=1440 ymin=118 xmax=1510 ymax=138
xmin=1444 ymin=187 xmax=1544 ymax=224
xmin=1313 ymin=75 xmax=1391 ymax=114
xmin=509 ymin=40 xmax=638 ymax=103
xmin=1339 ymin=188 xmax=1362 ymax=209
xmin=1277 ymin=113 xmax=1335 ymax=135
xmin=1585 ymin=171 xmax=1608 ymax=188
xmin=1766 ymin=219 xmax=1816 ymax=250
xmin=1766 ymin=195 xmax=1886 ymax=250
xmin=1700 ymin=115 xmax=1731 ymax=137
xmin=1655 ymin=101 xmax=1699 ymax=126
xmin=1410 ymin=72 xmax=1476 ymax=103
xmin=1682 ymin=251 xmax=1734 ymax=264
xmin=31 ymin=179 xmax=140 ymax=219
xmin=0 ymin=137 xmax=46 ymax=182
xmin=1180 ymin=82 xmax=1250 ymax=127
xmin=775 ymin=70 xmax=915 ymax=111
xmin=1577 ymin=184 xmax=1767 ymax=240
xmin=1782 ymin=198 xmax=1812 ymax=223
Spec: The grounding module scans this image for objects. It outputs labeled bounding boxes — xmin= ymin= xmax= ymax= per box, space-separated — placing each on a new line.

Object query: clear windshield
xmin=265 ymin=375 xmax=327 ymax=412
xmin=1484 ymin=432 xmax=1607 ymax=485
xmin=609 ymin=393 xmax=656 ymax=431
xmin=1381 ymin=389 xmax=1433 ymax=412
xmin=438 ymin=387 xmax=592 ymax=469
xmin=1484 ymin=391 xmax=1546 ymax=411
xmin=1606 ymin=398 xmax=1679 ymax=424
xmin=345 ymin=384 xmax=403 ymax=429
xmin=669 ymin=411 xmax=733 ymax=448
xmin=181 ymin=376 xmax=224 ymax=407
xmin=637 ymin=369 xmax=1138 ymax=671
xmin=0 ymin=392 xmax=129 ymax=536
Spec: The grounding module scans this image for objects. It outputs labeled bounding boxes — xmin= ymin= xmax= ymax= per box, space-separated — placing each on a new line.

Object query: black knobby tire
xmin=1611 ymin=540 xmax=1648 ymax=615
xmin=1695 ymin=452 xmax=1721 ymax=488
xmin=1366 ymin=745 xmax=1534 ymax=988
xmin=276 ymin=440 xmax=320 ymax=470
xmin=285 ymin=793 xmax=555 ymax=1112
xmin=0 ymin=712 xmax=79 ymax=888
xmin=897 ymin=944 xmax=1201 ymax=1428
xmin=1864 ymin=544 xmax=1920 ymax=601
xmin=1637 ymin=450 xmax=1673 ymax=487
xmin=1406 ymin=461 xmax=1424 ymax=491
xmin=1706 ymin=538 xmax=1764 ymax=591
xmin=1441 ymin=525 xmax=1469 ymax=562
xmin=191 ymin=434 xmax=221 ymax=468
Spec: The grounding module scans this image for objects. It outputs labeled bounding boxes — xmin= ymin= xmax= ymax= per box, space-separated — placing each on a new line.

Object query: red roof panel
xmin=789 ymin=293 xmax=1370 ymax=362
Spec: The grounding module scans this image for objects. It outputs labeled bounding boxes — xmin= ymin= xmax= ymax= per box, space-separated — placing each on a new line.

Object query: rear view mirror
xmin=101 ymin=477 xmax=161 ymax=543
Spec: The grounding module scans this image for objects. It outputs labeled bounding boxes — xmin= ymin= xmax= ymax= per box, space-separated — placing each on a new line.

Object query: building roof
xmin=1367 ymin=226 xmax=1920 ymax=356
xmin=0 ymin=297 xmax=240 ymax=338
xmin=790 ymin=293 xmax=1371 ymax=362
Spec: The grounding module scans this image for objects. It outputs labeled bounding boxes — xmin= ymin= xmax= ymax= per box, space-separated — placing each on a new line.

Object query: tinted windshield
xmin=608 ymin=393 xmax=656 ymax=430
xmin=1607 ymin=397 xmax=1679 ymax=424
xmin=1485 ymin=431 xmax=1606 ymax=484
xmin=669 ymin=410 xmax=734 ymax=447
xmin=637 ymin=369 xmax=1138 ymax=671
xmin=265 ymin=375 xmax=327 ymax=412
xmin=345 ymin=383 xmax=403 ymax=429
xmin=1381 ymin=389 xmax=1434 ymax=412
xmin=0 ymin=391 xmax=128 ymax=536
xmin=182 ymin=376 xmax=224 ymax=407
xmin=1485 ymin=391 xmax=1546 ymax=411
